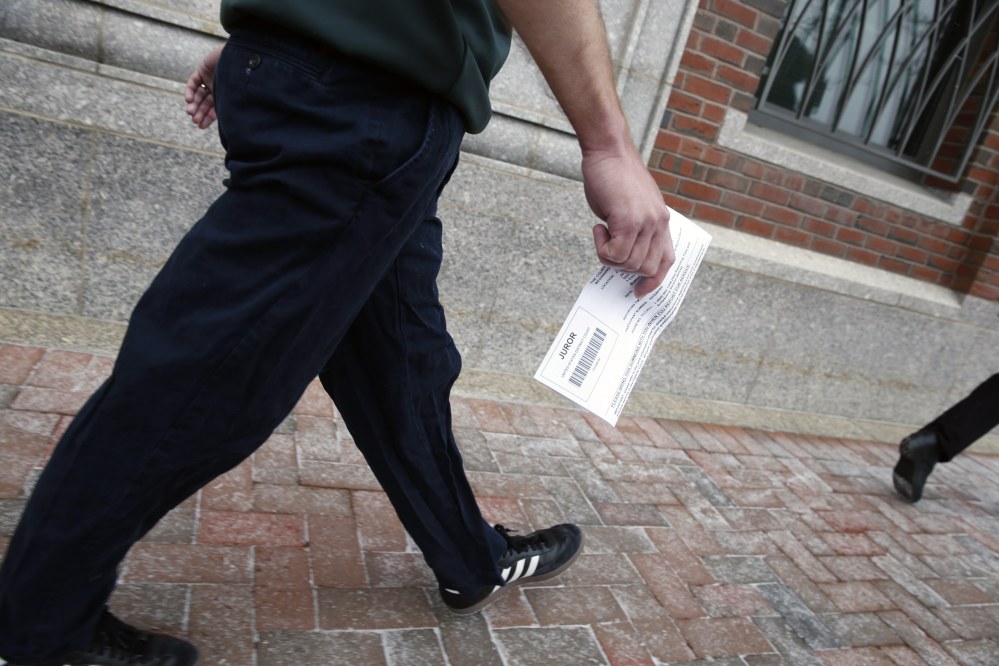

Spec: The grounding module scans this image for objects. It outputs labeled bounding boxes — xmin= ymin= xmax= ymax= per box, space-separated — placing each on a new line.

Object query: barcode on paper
xmin=537 ymin=307 xmax=617 ymax=401
xmin=569 ymin=328 xmax=606 ymax=387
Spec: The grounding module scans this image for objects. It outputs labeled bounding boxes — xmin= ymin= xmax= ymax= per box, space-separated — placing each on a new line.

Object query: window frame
xmin=751 ymin=0 xmax=999 ymax=184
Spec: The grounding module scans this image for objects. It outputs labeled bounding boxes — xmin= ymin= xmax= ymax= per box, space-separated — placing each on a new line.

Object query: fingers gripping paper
xmin=534 ymin=209 xmax=711 ymax=426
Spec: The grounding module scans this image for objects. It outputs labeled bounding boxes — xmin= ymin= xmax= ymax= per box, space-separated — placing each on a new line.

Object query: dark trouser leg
xmin=320 ymin=213 xmax=506 ymax=596
xmin=926 ymin=373 xmax=999 ymax=462
xmin=0 ymin=28 xmax=465 ymax=662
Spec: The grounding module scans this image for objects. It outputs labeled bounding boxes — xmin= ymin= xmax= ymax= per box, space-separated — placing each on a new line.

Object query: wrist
xmin=576 ymin=111 xmax=634 ymax=157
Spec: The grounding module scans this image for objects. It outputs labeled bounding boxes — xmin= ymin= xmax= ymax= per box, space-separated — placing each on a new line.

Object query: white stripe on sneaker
xmin=511 ymin=555 xmax=540 ymax=583
xmin=500 ymin=554 xmax=541 ymax=586
xmin=510 ymin=558 xmax=526 ymax=582
xmin=524 ymin=555 xmax=540 ymax=578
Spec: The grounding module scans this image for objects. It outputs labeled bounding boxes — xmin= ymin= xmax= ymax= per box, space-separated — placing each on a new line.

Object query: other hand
xmin=184 ymin=45 xmax=224 ymax=129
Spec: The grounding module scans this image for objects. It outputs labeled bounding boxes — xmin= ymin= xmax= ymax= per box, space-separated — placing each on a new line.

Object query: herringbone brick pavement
xmin=2 ymin=343 xmax=998 ymax=665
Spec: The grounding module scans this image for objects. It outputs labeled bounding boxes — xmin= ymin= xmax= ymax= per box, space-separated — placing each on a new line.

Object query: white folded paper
xmin=534 ymin=208 xmax=711 ymax=425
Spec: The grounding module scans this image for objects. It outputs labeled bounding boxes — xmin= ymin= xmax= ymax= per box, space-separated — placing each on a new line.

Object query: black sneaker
xmin=440 ymin=523 xmax=583 ymax=614
xmin=893 ymin=430 xmax=940 ymax=503
xmin=3 ymin=609 xmax=199 ymax=666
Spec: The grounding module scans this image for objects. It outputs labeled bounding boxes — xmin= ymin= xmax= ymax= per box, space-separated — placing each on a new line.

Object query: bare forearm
xmin=496 ymin=0 xmax=674 ymax=298
xmin=495 ymin=0 xmax=630 ymax=154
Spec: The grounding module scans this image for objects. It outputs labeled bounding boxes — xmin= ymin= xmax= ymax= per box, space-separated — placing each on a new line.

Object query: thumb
xmin=593 ymin=223 xmax=636 ymax=264
xmin=592 ymin=224 xmax=617 ymax=263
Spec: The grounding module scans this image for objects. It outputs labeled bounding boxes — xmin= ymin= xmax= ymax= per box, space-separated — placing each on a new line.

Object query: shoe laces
xmin=495 ymin=524 xmax=549 ymax=556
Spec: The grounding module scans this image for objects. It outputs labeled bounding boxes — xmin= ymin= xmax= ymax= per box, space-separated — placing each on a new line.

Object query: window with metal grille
xmin=751 ymin=0 xmax=999 ymax=184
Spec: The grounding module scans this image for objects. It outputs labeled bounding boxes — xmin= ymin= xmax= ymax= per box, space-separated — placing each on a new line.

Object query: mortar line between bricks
xmin=431 ymin=626 xmax=454 ymax=666
xmin=485 ymin=617 xmax=510 ymax=666
xmin=302 ymin=518 xmax=322 ymax=633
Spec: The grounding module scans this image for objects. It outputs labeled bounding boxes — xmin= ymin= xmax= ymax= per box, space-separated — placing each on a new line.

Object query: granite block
xmin=460 ymin=116 xmax=541 ymax=175
xmin=81 ymin=133 xmax=225 ymax=320
xmin=529 ymin=130 xmax=584 ymax=181
xmin=107 ymin=0 xmax=220 ymax=23
xmin=0 ymin=50 xmax=221 ymax=153
xmin=439 ymin=155 xmax=597 ymax=372
xmin=471 ymin=220 xmax=595 ymax=376
xmin=748 ymin=289 xmax=978 ymax=422
xmin=599 ymin=0 xmax=637 ymax=63
xmin=943 ymin=327 xmax=999 ymax=409
xmin=101 ymin=10 xmax=223 ymax=83
xmin=958 ymin=294 xmax=999 ymax=329
xmin=1 ymin=0 xmax=102 ymax=61
xmin=0 ymin=114 xmax=89 ymax=315
xmin=621 ymin=73 xmax=669 ymax=152
xmin=442 ymin=155 xmax=590 ymax=232
xmin=698 ymin=222 xmax=963 ymax=314
xmin=636 ymin=263 xmax=785 ymax=404
xmin=4 ymin=0 xmax=226 ymax=74
xmin=438 ymin=208 xmax=513 ymax=317
xmin=438 ymin=207 xmax=516 ymax=367
xmin=488 ymin=39 xmax=564 ymax=129
xmin=630 ymin=0 xmax=693 ymax=78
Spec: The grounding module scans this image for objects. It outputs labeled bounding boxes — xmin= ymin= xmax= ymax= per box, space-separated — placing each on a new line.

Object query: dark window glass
xmin=752 ymin=0 xmax=999 ymax=183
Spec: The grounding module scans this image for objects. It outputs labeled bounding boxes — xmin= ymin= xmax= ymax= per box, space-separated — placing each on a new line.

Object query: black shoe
xmin=893 ymin=430 xmax=940 ymax=503
xmin=440 ymin=523 xmax=583 ymax=615
xmin=3 ymin=609 xmax=199 ymax=665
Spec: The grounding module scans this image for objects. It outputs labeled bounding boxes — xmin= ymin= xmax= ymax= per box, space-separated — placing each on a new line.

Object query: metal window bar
xmin=901 ymin=3 xmax=998 ymax=171
xmin=882 ymin=3 xmax=945 ymax=148
xmin=853 ymin=0 xmax=912 ymax=141
xmin=752 ymin=0 xmax=999 ymax=183
xmin=897 ymin=0 xmax=969 ymax=149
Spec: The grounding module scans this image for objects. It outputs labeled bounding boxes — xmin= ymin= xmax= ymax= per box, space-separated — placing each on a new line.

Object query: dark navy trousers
xmin=0 ymin=25 xmax=505 ymax=662
xmin=927 ymin=372 xmax=999 ymax=462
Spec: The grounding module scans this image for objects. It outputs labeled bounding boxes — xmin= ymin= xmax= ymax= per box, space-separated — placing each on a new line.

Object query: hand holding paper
xmin=534 ymin=208 xmax=711 ymax=425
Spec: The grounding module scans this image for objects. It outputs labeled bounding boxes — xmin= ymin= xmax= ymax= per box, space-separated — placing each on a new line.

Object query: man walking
xmin=0 ymin=1 xmax=674 ymax=663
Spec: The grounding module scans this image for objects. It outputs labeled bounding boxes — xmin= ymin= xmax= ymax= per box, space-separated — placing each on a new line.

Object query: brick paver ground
xmin=2 ymin=343 xmax=998 ymax=665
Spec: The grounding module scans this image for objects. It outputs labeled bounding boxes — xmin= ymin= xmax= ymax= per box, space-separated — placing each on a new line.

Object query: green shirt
xmin=219 ymin=0 xmax=512 ymax=133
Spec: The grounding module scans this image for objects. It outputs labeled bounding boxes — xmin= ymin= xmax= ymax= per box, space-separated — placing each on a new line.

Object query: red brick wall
xmin=649 ymin=0 xmax=999 ymax=301
xmin=963 ymin=115 xmax=999 ymax=300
